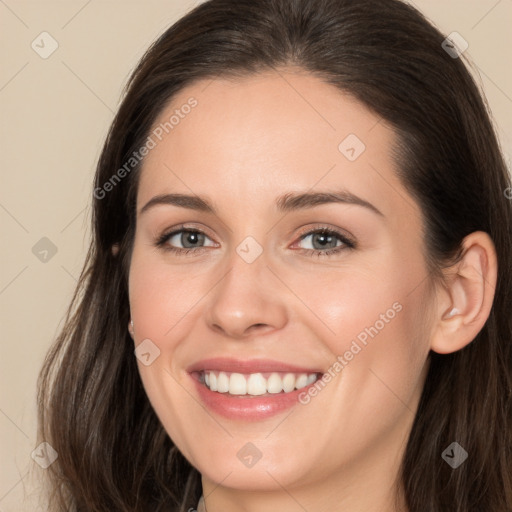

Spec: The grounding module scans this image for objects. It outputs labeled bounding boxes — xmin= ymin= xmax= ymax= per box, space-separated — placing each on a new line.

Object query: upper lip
xmin=187 ymin=357 xmax=323 ymax=374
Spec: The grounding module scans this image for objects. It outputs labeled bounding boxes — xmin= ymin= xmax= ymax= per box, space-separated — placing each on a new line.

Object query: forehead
xmin=136 ymin=68 xmax=414 ymax=221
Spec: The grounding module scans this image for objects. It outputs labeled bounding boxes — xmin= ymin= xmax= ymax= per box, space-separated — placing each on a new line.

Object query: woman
xmin=37 ymin=0 xmax=512 ymax=510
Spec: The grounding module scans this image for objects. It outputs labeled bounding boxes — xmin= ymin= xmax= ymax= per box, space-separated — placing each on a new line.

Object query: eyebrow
xmin=138 ymin=189 xmax=384 ymax=217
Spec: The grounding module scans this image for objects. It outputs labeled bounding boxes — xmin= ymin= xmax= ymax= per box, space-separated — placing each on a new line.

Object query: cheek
xmin=307 ymin=280 xmax=431 ymax=465
xmin=128 ymin=247 xmax=208 ymax=341
xmin=285 ymin=261 xmax=410 ymax=353
xmin=128 ymin=251 xmax=204 ymax=460
xmin=329 ymin=277 xmax=432 ymax=431
xmin=303 ymin=255 xmax=432 ymax=407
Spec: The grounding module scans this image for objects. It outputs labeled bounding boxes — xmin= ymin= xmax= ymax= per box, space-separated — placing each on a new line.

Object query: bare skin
xmin=125 ymin=67 xmax=497 ymax=512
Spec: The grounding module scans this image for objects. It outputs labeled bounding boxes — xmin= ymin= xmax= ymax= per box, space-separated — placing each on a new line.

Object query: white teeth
xmin=295 ymin=374 xmax=308 ymax=389
xmin=267 ymin=373 xmax=283 ymax=394
xmin=217 ymin=372 xmax=229 ymax=392
xmin=201 ymin=370 xmax=320 ymax=395
xmin=282 ymin=373 xmax=295 ymax=392
xmin=229 ymin=373 xmax=247 ymax=395
xmin=306 ymin=373 xmax=317 ymax=385
xmin=209 ymin=372 xmax=218 ymax=391
xmin=247 ymin=373 xmax=267 ymax=395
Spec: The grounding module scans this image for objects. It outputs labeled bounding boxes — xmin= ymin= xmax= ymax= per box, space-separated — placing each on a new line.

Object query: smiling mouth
xmin=194 ymin=370 xmax=323 ymax=396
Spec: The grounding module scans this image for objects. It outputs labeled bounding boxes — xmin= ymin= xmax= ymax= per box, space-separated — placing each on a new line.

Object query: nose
xmin=205 ymin=247 xmax=288 ymax=339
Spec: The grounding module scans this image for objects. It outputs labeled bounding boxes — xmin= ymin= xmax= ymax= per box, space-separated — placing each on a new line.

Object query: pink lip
xmin=187 ymin=357 xmax=324 ymax=421
xmin=186 ymin=357 xmax=322 ymax=374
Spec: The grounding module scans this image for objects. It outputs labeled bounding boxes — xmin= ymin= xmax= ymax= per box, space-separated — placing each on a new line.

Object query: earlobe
xmin=430 ymin=231 xmax=497 ymax=355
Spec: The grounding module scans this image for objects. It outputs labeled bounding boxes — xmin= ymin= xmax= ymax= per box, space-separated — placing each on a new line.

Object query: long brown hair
xmin=37 ymin=0 xmax=512 ymax=510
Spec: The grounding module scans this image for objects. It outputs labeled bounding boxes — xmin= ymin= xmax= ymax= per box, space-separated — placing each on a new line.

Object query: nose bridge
xmin=205 ymin=237 xmax=288 ymax=338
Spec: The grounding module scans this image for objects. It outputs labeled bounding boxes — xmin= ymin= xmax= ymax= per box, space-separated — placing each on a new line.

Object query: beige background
xmin=1 ymin=1 xmax=511 ymax=510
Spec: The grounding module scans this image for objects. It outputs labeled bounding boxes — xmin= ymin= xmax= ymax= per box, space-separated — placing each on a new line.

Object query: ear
xmin=430 ymin=231 xmax=498 ymax=354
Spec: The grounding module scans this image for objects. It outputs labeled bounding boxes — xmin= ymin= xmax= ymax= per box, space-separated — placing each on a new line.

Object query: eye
xmin=154 ymin=224 xmax=356 ymax=258
xmin=293 ymin=227 xmax=356 ymax=257
xmin=155 ymin=227 xmax=217 ymax=255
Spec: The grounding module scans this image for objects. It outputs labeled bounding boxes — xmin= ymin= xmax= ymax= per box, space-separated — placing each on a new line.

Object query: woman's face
xmin=128 ymin=68 xmax=434 ymax=502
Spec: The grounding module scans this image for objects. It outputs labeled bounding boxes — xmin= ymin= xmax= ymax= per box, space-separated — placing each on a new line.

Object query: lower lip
xmin=189 ymin=372 xmax=321 ymax=421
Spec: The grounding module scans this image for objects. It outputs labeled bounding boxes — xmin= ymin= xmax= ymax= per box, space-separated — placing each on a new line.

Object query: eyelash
xmin=154 ymin=224 xmax=356 ymax=258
